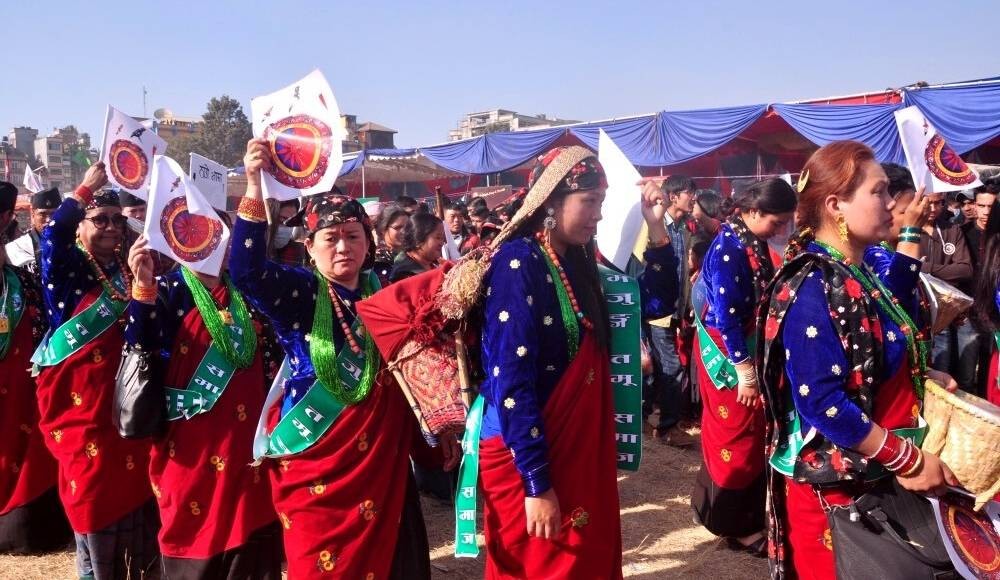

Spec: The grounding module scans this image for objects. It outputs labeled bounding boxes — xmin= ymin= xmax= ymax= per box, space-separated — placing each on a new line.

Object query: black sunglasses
xmin=85 ymin=214 xmax=128 ymax=230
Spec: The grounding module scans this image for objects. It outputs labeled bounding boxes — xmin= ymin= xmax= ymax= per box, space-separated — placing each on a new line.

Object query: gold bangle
xmin=132 ymin=283 xmax=158 ymax=303
xmin=238 ymin=197 xmax=267 ymax=222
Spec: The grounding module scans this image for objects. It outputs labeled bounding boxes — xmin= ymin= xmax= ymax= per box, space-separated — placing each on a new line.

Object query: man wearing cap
xmin=119 ymin=191 xmax=147 ymax=222
xmin=5 ymin=187 xmax=61 ymax=272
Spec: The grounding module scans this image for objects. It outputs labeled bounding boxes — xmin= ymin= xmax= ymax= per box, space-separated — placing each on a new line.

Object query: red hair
xmin=796 ymin=141 xmax=876 ymax=231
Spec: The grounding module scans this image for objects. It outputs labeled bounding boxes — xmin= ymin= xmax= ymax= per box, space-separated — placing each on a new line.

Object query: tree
xmin=194 ymin=95 xmax=252 ymax=167
xmin=163 ymin=96 xmax=252 ymax=169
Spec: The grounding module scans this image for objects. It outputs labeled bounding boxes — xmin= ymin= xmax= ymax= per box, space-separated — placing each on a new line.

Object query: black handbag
xmin=827 ymin=478 xmax=957 ymax=580
xmin=113 ymin=345 xmax=165 ymax=439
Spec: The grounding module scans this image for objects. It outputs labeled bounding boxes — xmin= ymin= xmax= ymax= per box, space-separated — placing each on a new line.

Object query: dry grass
xmin=0 ymin=428 xmax=765 ymax=579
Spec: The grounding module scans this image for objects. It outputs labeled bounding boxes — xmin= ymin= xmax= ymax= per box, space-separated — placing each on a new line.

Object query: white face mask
xmin=273 ymin=225 xmax=294 ymax=249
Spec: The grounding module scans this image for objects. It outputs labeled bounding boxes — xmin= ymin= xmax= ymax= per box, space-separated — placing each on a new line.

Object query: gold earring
xmin=836 ymin=214 xmax=849 ymax=242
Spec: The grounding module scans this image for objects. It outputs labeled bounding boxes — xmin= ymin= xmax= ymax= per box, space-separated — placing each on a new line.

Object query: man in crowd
xmin=6 ymin=186 xmax=60 ymax=271
xmin=645 ymin=175 xmax=698 ymax=446
xmin=965 ymin=180 xmax=999 ymax=262
xmin=957 ymin=190 xmax=978 ymax=226
xmin=443 ymin=201 xmax=467 ymax=259
xmin=119 ymin=191 xmax=147 ymax=221
xmin=917 ymin=188 xmax=977 ymax=392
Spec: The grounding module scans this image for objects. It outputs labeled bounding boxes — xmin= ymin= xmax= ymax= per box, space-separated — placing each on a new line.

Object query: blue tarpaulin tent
xmin=338 ymin=77 xmax=1000 ymax=183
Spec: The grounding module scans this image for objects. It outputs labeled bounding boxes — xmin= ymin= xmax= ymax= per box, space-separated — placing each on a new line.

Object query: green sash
xmin=769 ymin=388 xmax=928 ymax=478
xmin=33 ymin=275 xmax=128 ymax=368
xmin=253 ymin=298 xmax=373 ymax=459
xmin=0 ymin=268 xmax=26 ymax=359
xmin=164 ymin=323 xmax=248 ymax=420
xmin=599 ymin=265 xmax=643 ymax=472
xmin=693 ymin=306 xmax=756 ymax=391
xmin=454 ymin=267 xmax=642 ymax=557
xmin=454 ymin=396 xmax=484 ymax=557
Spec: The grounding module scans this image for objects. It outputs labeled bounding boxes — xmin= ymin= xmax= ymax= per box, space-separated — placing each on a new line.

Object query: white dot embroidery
xmin=734 ymin=351 xmax=741 ymax=358
xmin=509 ymin=259 xmax=520 ymax=270
xmin=831 ymin=364 xmax=842 ymax=375
xmin=498 ymin=311 xmax=510 ymax=322
xmin=244 ymin=238 xmax=253 ymax=248
xmin=719 ymin=287 xmax=726 ymax=295
xmin=729 ymin=307 xmax=736 ymax=314
xmin=723 ymin=255 xmax=730 ymax=262
xmin=806 ymin=326 xmax=818 ymax=338
xmin=825 ymin=406 xmax=838 ymax=418
xmin=503 ymin=397 xmax=515 ymax=409
xmin=493 ymin=366 xmax=500 ymax=377
xmin=292 ymin=322 xmax=301 ymax=330
xmin=526 ymin=295 xmax=533 ymax=306
xmin=530 ymin=427 xmax=540 ymax=438
xmin=909 ymin=264 xmax=918 ymax=272
xmin=886 ymin=331 xmax=897 ymax=342
xmin=516 ymin=346 xmax=527 ymax=357
xmin=149 ymin=311 xmax=156 ymax=319
xmin=799 ymin=384 xmax=810 ymax=396
xmin=58 ymin=301 xmax=64 ymax=309
xmin=543 ymin=316 xmax=554 ymax=326
xmin=176 ymin=309 xmax=184 ymax=317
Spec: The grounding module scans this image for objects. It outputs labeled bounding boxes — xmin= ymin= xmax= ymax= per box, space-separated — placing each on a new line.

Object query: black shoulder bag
xmin=113 ymin=345 xmax=165 ymax=439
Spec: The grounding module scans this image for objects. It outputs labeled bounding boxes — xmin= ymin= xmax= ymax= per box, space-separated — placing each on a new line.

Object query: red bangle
xmin=74 ymin=185 xmax=94 ymax=206
xmin=238 ymin=197 xmax=267 ymax=222
xmin=871 ymin=432 xmax=903 ymax=465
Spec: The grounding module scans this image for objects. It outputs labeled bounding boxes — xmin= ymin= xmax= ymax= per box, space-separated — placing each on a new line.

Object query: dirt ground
xmin=0 ymin=426 xmax=766 ymax=579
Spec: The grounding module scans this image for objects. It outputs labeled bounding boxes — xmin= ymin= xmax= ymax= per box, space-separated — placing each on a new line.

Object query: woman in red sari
xmin=0 ymin=181 xmax=71 ymax=554
xmin=229 ymin=138 xmax=459 ymax=579
xmin=690 ymin=178 xmax=796 ymax=554
xmin=125 ymin=224 xmax=284 ymax=579
xmin=755 ymin=141 xmax=959 ymax=579
xmin=37 ymin=163 xmax=160 ymax=579
xmin=474 ymin=146 xmax=679 ymax=578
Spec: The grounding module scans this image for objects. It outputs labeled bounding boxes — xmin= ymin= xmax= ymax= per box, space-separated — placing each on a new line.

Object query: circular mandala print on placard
xmin=944 ymin=502 xmax=1000 ymax=573
xmin=264 ymin=115 xmax=333 ymax=189
xmin=159 ymin=196 xmax=223 ymax=263
xmin=924 ymin=134 xmax=977 ymax=186
xmin=109 ymin=140 xmax=149 ymax=190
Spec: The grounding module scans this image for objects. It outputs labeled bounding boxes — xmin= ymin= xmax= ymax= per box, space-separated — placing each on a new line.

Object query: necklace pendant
xmin=219 ymin=309 xmax=234 ymax=325
xmin=0 ymin=316 xmax=8 ymax=333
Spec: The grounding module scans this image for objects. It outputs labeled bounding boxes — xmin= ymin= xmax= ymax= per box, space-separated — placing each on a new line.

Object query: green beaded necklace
xmin=814 ymin=241 xmax=929 ymax=398
xmin=310 ymin=271 xmax=379 ymax=405
xmin=537 ymin=242 xmax=581 ymax=361
xmin=181 ymin=267 xmax=256 ymax=369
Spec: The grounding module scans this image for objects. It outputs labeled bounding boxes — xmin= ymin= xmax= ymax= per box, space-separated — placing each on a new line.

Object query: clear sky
xmin=1 ymin=0 xmax=997 ymax=150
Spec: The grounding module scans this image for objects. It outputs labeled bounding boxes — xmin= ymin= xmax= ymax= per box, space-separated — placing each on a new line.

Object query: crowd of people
xmin=0 ymin=137 xmax=997 ymax=579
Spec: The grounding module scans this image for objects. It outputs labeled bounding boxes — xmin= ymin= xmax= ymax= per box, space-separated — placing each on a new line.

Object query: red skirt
xmin=694 ymin=326 xmax=766 ymax=489
xmin=480 ymin=333 xmax=623 ymax=580
xmin=987 ymin=346 xmax=999 ymax=407
xmin=781 ymin=359 xmax=920 ymax=579
xmin=36 ymin=291 xmax=153 ymax=534
xmin=267 ymin=375 xmax=418 ymax=579
xmin=0 ymin=306 xmax=57 ymax=516
xmin=151 ymin=298 xmax=277 ymax=559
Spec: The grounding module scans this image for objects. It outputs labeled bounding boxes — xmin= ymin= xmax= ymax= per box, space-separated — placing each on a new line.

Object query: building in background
xmin=448 ymin=109 xmax=578 ymax=142
xmin=0 ymin=139 xmax=31 ymax=191
xmin=132 ymin=108 xmax=204 ymax=150
xmin=342 ymin=115 xmax=396 ymax=152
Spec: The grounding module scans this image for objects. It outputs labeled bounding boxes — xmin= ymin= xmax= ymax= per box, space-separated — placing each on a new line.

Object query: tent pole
xmin=361 ymin=162 xmax=366 ymax=197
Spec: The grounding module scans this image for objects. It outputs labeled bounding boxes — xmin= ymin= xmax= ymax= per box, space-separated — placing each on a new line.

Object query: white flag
xmin=23 ymin=164 xmax=43 ymax=193
xmin=595 ymin=129 xmax=645 ymax=271
xmin=99 ymin=105 xmax=168 ymax=199
xmin=144 ymin=156 xmax=229 ymax=276
xmin=250 ymin=69 xmax=345 ymax=201
xmin=189 ymin=153 xmax=228 ymax=211
xmin=894 ymin=106 xmax=981 ymax=194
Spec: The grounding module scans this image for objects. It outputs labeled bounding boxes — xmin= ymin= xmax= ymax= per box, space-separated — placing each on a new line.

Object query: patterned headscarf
xmin=528 ymin=147 xmax=606 ymax=196
xmin=86 ymin=189 xmax=121 ymax=210
xmin=285 ymin=188 xmax=376 ymax=268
